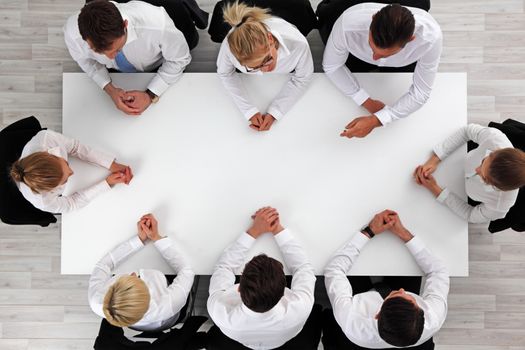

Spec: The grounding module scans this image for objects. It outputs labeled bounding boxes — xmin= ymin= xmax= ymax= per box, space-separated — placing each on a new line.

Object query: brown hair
xmin=377 ymin=296 xmax=425 ymax=347
xmin=487 ymin=148 xmax=525 ymax=191
xmin=103 ymin=275 xmax=151 ymax=327
xmin=78 ymin=0 xmax=125 ymax=52
xmin=239 ymin=254 xmax=286 ymax=313
xmin=370 ymin=4 xmax=415 ymax=49
xmin=10 ymin=152 xmax=64 ymax=194
xmin=223 ymin=1 xmax=271 ymax=65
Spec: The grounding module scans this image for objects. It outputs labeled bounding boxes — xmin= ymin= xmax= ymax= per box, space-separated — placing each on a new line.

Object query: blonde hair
xmin=223 ymin=1 xmax=271 ymax=65
xmin=103 ymin=275 xmax=150 ymax=327
xmin=487 ymin=148 xmax=525 ymax=191
xmin=10 ymin=152 xmax=63 ymax=194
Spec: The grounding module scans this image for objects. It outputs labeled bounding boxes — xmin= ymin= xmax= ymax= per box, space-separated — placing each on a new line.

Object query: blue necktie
xmin=115 ymin=51 xmax=138 ymax=73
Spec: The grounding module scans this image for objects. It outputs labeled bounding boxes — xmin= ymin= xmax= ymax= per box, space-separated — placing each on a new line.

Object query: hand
xmin=386 ymin=213 xmax=414 ymax=243
xmin=340 ymin=115 xmax=382 ymax=139
xmin=123 ymin=90 xmax=152 ymax=114
xmin=414 ymin=166 xmax=443 ymax=197
xmin=139 ymin=213 xmax=163 ymax=241
xmin=106 ymin=172 xmax=127 ymax=187
xmin=104 ymin=83 xmax=141 ymax=116
xmin=419 ymin=153 xmax=441 ymax=177
xmin=110 ymin=161 xmax=133 ymax=184
xmin=137 ymin=220 xmax=148 ymax=243
xmin=249 ymin=112 xmax=264 ymax=131
xmin=366 ymin=209 xmax=397 ymax=236
xmin=247 ymin=206 xmax=280 ymax=238
xmin=362 ymin=98 xmax=385 ymax=114
xmin=258 ymin=114 xmax=276 ymax=131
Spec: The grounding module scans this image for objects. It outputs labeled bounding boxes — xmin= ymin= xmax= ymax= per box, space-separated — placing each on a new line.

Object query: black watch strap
xmin=362 ymin=225 xmax=375 ymax=238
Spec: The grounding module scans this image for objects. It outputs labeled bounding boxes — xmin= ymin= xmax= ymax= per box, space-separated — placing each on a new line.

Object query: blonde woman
xmin=414 ymin=124 xmax=525 ymax=223
xmin=89 ymin=214 xmax=195 ymax=331
xmin=217 ymin=1 xmax=314 ymax=131
xmin=10 ymin=129 xmax=132 ymax=213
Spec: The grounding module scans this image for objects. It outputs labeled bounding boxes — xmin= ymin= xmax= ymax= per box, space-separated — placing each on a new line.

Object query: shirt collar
xmin=269 ymin=29 xmax=290 ymax=59
xmin=116 ymin=5 xmax=138 ymax=46
xmin=47 ymin=147 xmax=62 ymax=158
xmin=240 ymin=299 xmax=283 ymax=318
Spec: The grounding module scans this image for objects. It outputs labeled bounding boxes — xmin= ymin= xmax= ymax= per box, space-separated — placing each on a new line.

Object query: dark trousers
xmin=207 ymin=304 xmax=323 ymax=350
xmin=322 ymin=276 xmax=434 ymax=350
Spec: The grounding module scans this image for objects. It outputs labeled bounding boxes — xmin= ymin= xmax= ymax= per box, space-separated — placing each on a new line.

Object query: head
xmin=376 ymin=289 xmax=424 ymax=347
xmin=369 ymin=4 xmax=415 ymax=60
xmin=476 ymin=148 xmax=525 ymax=191
xmin=239 ymin=254 xmax=286 ymax=313
xmin=223 ymin=1 xmax=277 ymax=72
xmin=78 ymin=0 xmax=128 ymax=59
xmin=10 ymin=152 xmax=73 ymax=194
xmin=103 ymin=275 xmax=151 ymax=327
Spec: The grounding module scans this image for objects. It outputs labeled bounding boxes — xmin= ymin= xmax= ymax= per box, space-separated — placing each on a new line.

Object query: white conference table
xmin=62 ymin=72 xmax=468 ymax=276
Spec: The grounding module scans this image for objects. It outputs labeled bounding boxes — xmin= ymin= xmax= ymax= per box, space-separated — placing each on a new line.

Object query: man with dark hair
xmin=323 ymin=209 xmax=449 ymax=349
xmin=64 ymin=0 xmax=191 ymax=116
xmin=323 ymin=3 xmax=442 ymax=139
xmin=207 ymin=206 xmax=318 ymax=349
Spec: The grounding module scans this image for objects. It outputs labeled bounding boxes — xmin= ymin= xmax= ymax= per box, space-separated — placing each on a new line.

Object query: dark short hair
xmin=239 ymin=254 xmax=286 ymax=313
xmin=78 ymin=0 xmax=125 ymax=52
xmin=487 ymin=148 xmax=525 ymax=191
xmin=370 ymin=4 xmax=415 ymax=49
xmin=377 ymin=296 xmax=425 ymax=347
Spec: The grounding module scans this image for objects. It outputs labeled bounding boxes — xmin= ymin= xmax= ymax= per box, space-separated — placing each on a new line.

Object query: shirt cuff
xmin=374 ymin=107 xmax=391 ymax=125
xmin=154 ymin=237 xmax=174 ymax=252
xmin=243 ymin=107 xmax=260 ymax=121
xmin=274 ymin=228 xmax=292 ymax=246
xmin=433 ymin=144 xmax=446 ymax=160
xmin=238 ymin=232 xmax=256 ymax=248
xmin=350 ymin=231 xmax=370 ymax=251
xmin=436 ymin=188 xmax=450 ymax=203
xmin=99 ymin=152 xmax=116 ymax=169
xmin=405 ymin=236 xmax=425 ymax=255
xmin=266 ymin=107 xmax=283 ymax=121
xmin=129 ymin=235 xmax=145 ymax=249
xmin=147 ymin=74 xmax=170 ymax=96
xmin=350 ymin=88 xmax=370 ymax=106
xmin=94 ymin=70 xmax=112 ymax=90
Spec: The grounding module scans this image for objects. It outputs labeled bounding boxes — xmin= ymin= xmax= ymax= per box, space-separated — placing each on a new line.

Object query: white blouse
xmin=17 ymin=130 xmax=115 ymax=213
xmin=217 ymin=17 xmax=314 ymax=121
xmin=434 ymin=124 xmax=519 ymax=223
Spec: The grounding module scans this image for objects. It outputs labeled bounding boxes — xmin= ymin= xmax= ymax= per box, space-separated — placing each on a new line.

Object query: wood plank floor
xmin=1 ymin=0 xmax=525 ymax=349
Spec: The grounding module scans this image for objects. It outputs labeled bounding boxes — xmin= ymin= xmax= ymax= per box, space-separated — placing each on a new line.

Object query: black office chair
xmin=207 ymin=0 xmax=318 ymax=43
xmin=0 ymin=116 xmax=57 ymax=227
xmin=85 ymin=0 xmax=209 ymax=50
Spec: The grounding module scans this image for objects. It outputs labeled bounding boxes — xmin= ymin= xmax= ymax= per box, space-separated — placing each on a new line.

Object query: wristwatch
xmin=146 ymin=89 xmax=159 ymax=103
xmin=361 ymin=225 xmax=375 ymax=238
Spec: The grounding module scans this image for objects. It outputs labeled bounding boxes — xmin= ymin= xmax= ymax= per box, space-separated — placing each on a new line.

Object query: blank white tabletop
xmin=62 ymin=72 xmax=468 ymax=276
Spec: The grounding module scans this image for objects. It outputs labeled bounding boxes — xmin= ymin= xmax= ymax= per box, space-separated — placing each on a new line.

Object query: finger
xmin=249 ymin=124 xmax=260 ymax=131
xmin=345 ymin=119 xmax=358 ymax=129
xmin=340 ymin=129 xmax=355 ymax=139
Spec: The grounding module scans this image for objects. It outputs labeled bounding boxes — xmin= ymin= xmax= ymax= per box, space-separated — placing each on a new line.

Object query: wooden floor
xmin=1 ymin=0 xmax=525 ymax=349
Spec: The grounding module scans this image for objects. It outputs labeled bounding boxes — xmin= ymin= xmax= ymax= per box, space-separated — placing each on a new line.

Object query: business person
xmin=64 ymin=0 xmax=191 ymax=115
xmin=415 ymin=123 xmax=525 ymax=223
xmin=10 ymin=129 xmax=131 ymax=213
xmin=217 ymin=1 xmax=314 ymax=132
xmin=207 ymin=206 xmax=319 ymax=349
xmin=323 ymin=210 xmax=449 ymax=349
xmin=323 ymin=3 xmax=442 ymax=139
xmin=88 ymin=214 xmax=195 ymax=331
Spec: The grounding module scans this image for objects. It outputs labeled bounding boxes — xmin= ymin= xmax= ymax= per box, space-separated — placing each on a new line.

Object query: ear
xmin=409 ymin=35 xmax=416 ymax=42
xmin=123 ymin=19 xmax=128 ymax=29
xmin=375 ymin=313 xmax=379 ymax=320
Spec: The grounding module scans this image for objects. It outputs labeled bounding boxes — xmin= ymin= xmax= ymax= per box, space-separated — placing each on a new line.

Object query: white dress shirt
xmin=322 ymin=2 xmax=442 ymax=125
xmin=434 ymin=124 xmax=519 ymax=223
xmin=324 ymin=232 xmax=449 ymax=349
xmin=64 ymin=0 xmax=191 ymax=96
xmin=88 ymin=236 xmax=195 ymax=332
xmin=217 ymin=17 xmax=314 ymax=121
xmin=207 ymin=229 xmax=316 ymax=350
xmin=17 ymin=130 xmax=115 ymax=213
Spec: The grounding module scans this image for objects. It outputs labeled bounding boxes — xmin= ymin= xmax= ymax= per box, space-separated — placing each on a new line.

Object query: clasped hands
xmin=137 ymin=213 xmax=164 ymax=243
xmin=106 ymin=161 xmax=133 ymax=187
xmin=366 ymin=209 xmax=413 ymax=243
xmin=104 ymin=83 xmax=152 ymax=116
xmin=340 ymin=98 xmax=384 ymax=139
xmin=249 ymin=113 xmax=276 ymax=132
xmin=247 ymin=206 xmax=285 ymax=238
xmin=413 ymin=153 xmax=444 ymax=197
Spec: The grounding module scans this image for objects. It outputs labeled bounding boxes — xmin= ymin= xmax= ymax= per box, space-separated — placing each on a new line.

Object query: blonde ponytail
xmin=10 ymin=152 xmax=63 ymax=194
xmin=223 ymin=1 xmax=271 ymax=64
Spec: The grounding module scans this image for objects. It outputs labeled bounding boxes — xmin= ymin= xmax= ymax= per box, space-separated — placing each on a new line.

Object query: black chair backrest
xmin=0 ymin=116 xmax=57 ymax=226
xmin=208 ymin=0 xmax=318 ymax=43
